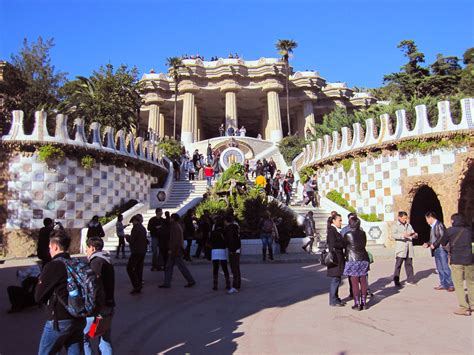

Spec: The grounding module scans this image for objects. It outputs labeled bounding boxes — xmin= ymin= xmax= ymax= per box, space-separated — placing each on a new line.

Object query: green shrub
xmin=38 ymin=144 xmax=64 ymax=163
xmin=326 ymin=190 xmax=356 ymax=213
xmin=299 ymin=166 xmax=316 ymax=184
xmin=98 ymin=199 xmax=138 ymax=225
xmin=359 ymin=213 xmax=382 ymax=222
xmin=158 ymin=138 xmax=183 ymax=160
xmin=341 ymin=158 xmax=353 ymax=173
xmin=355 ymin=159 xmax=361 ymax=191
xmin=214 ymin=163 xmax=245 ymax=191
xmin=396 ymin=134 xmax=469 ymax=154
xmin=278 ymin=135 xmax=306 ymax=165
xmin=81 ymin=155 xmax=95 ymax=170
xmin=195 ymin=199 xmax=227 ymax=218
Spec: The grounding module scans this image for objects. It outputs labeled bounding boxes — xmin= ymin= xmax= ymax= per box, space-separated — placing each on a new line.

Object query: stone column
xmin=181 ymin=92 xmax=194 ymax=144
xmin=159 ymin=113 xmax=165 ymax=139
xmin=193 ymin=104 xmax=199 ymax=142
xmin=303 ymin=100 xmax=316 ymax=138
xmin=148 ymin=104 xmax=160 ymax=140
xmin=266 ymin=90 xmax=283 ymax=142
xmin=225 ymin=91 xmax=238 ymax=131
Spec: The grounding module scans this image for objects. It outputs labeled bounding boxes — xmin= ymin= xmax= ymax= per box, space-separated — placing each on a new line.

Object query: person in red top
xmin=204 ymin=163 xmax=214 ymax=187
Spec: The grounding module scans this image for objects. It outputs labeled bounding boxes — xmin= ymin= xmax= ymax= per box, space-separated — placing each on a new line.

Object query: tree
xmin=276 ymin=39 xmax=298 ymax=135
xmin=383 ymin=40 xmax=429 ymax=99
xmin=459 ymin=47 xmax=474 ymax=96
xmin=166 ymin=57 xmax=183 ymax=139
xmin=59 ymin=64 xmax=143 ymax=131
xmin=422 ymin=54 xmax=462 ymax=97
xmin=10 ymin=37 xmax=67 ymax=130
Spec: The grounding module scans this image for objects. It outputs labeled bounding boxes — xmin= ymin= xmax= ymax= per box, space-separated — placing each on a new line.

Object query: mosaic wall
xmin=6 ymin=153 xmax=156 ymax=230
xmin=318 ymin=147 xmax=469 ymax=222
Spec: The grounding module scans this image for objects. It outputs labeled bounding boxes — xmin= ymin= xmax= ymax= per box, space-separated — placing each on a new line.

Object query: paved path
xmin=0 ymin=257 xmax=472 ymax=354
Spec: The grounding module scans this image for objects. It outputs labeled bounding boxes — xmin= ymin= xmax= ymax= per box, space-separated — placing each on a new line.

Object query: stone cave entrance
xmin=410 ymin=185 xmax=444 ymax=245
xmin=458 ymin=162 xmax=474 ymax=232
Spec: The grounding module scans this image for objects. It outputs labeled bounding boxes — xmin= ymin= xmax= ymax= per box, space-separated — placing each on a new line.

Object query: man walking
xmin=159 ymin=213 xmax=196 ymax=288
xmin=424 ymin=211 xmax=455 ymax=292
xmin=148 ymin=208 xmax=166 ymax=271
xmin=442 ymin=213 xmax=473 ymax=316
xmin=126 ymin=214 xmax=148 ymax=294
xmin=303 ymin=174 xmax=318 ymax=207
xmin=84 ymin=237 xmax=115 ymax=354
xmin=224 ymin=215 xmax=241 ymax=294
xmin=391 ymin=211 xmax=418 ymax=287
xmin=35 ymin=229 xmax=86 ymax=354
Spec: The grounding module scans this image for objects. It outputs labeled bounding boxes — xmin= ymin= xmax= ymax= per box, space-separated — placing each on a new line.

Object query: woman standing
xmin=327 ymin=213 xmax=346 ymax=307
xmin=343 ymin=215 xmax=370 ymax=310
xmin=210 ymin=217 xmax=231 ymax=290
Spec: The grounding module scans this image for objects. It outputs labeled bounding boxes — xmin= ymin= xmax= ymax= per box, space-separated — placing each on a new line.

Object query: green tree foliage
xmin=214 ymin=163 xmax=246 ymax=191
xmin=10 ymin=37 xmax=67 ymax=130
xmin=166 ymin=57 xmax=183 ymax=138
xmin=59 ymin=64 xmax=143 ymax=131
xmin=310 ymin=106 xmax=367 ymax=140
xmin=459 ymin=47 xmax=474 ymax=96
xmin=278 ymin=135 xmax=306 ymax=165
xmin=157 ymin=138 xmax=183 ymax=160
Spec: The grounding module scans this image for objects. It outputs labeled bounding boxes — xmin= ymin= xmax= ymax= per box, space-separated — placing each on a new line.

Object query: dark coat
xmin=442 ymin=217 xmax=473 ymax=265
xmin=34 ymin=252 xmax=74 ymax=320
xmin=326 ymin=226 xmax=345 ymax=277
xmin=210 ymin=228 xmax=227 ymax=250
xmin=127 ymin=224 xmax=148 ymax=254
xmin=224 ymin=223 xmax=241 ymax=252
xmin=428 ymin=220 xmax=447 ymax=257
xmin=87 ymin=223 xmax=105 ymax=239
xmin=37 ymin=226 xmax=53 ymax=262
xmin=89 ymin=252 xmax=115 ymax=307
xmin=343 ymin=229 xmax=369 ymax=262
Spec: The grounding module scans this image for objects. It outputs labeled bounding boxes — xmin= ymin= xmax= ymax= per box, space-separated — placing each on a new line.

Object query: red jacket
xmin=204 ymin=166 xmax=214 ymax=177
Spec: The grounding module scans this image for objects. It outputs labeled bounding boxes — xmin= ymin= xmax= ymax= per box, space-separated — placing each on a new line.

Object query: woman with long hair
xmin=326 ymin=212 xmax=346 ymax=307
xmin=209 ymin=217 xmax=231 ymax=290
xmin=343 ymin=215 xmax=370 ymax=310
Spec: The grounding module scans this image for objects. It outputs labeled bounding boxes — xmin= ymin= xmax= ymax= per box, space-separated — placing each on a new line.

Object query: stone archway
xmin=458 ymin=159 xmax=474 ymax=231
xmin=410 ymin=185 xmax=444 ymax=245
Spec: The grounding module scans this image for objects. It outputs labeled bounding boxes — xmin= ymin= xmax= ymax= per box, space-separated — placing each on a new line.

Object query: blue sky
xmin=0 ymin=0 xmax=472 ymax=88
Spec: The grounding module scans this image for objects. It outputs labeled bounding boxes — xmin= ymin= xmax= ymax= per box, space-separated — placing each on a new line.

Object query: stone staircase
xmin=103 ymin=180 xmax=209 ymax=253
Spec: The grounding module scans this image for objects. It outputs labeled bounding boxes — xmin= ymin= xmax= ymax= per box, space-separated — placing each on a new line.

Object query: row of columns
xmin=148 ymin=91 xmax=317 ymax=145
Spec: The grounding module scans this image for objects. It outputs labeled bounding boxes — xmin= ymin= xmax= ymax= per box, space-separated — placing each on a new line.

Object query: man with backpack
xmin=83 ymin=237 xmax=115 ymax=355
xmin=259 ymin=212 xmax=277 ymax=261
xmin=35 ymin=229 xmax=87 ymax=354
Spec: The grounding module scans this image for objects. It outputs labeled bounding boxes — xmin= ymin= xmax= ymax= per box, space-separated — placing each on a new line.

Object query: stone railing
xmin=2 ymin=110 xmax=168 ymax=170
xmin=295 ymin=98 xmax=474 ymax=169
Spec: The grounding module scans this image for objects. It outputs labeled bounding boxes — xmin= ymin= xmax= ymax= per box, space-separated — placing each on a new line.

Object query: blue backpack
xmin=57 ymin=258 xmax=104 ymax=318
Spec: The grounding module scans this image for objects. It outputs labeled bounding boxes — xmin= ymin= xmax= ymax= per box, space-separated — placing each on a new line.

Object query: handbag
xmin=321 ymin=248 xmax=338 ymax=267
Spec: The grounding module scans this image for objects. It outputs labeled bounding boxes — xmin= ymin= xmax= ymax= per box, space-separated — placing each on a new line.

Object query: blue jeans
xmin=434 ymin=247 xmax=454 ymax=288
xmin=260 ymin=233 xmax=273 ymax=249
xmin=329 ymin=276 xmax=342 ymax=305
xmin=164 ymin=255 xmax=195 ymax=286
xmin=206 ymin=176 xmax=212 ymax=187
xmin=38 ymin=318 xmax=86 ymax=355
xmin=83 ymin=316 xmax=113 ymax=355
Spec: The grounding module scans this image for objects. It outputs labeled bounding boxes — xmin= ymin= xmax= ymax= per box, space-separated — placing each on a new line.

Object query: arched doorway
xmin=458 ymin=161 xmax=474 ymax=232
xmin=410 ymin=185 xmax=444 ymax=245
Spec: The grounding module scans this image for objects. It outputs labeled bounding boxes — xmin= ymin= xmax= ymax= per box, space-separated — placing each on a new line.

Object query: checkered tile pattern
xmin=6 ymin=154 xmax=157 ymax=229
xmin=318 ymin=147 xmax=468 ymax=221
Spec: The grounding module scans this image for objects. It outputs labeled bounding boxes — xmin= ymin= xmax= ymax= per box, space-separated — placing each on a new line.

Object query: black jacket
xmin=147 ymin=216 xmax=166 ymax=239
xmin=326 ymin=226 xmax=345 ymax=277
xmin=343 ymin=229 xmax=369 ymax=262
xmin=34 ymin=253 xmax=73 ymax=320
xmin=210 ymin=228 xmax=227 ymax=250
xmin=428 ymin=220 xmax=446 ymax=256
xmin=442 ymin=218 xmax=473 ymax=265
xmin=37 ymin=226 xmax=53 ymax=262
xmin=89 ymin=252 xmax=116 ymax=308
xmin=87 ymin=223 xmax=105 ymax=239
xmin=127 ymin=224 xmax=148 ymax=254
xmin=224 ymin=223 xmax=241 ymax=252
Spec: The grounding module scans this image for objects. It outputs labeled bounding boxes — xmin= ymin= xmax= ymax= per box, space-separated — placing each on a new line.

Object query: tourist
xmin=255 ymin=160 xmax=264 ymax=177
xmin=244 ymin=159 xmax=250 ymax=180
xmin=219 ymin=123 xmax=225 ymax=137
xmin=148 ymin=208 xmax=166 ymax=271
xmin=207 ymin=143 xmax=213 ymax=163
xmin=257 ymin=133 xmax=262 ymax=140
xmin=343 ymin=215 xmax=370 ymax=310
xmin=198 ymin=154 xmax=205 ymax=180
xmin=275 ymin=217 xmax=290 ymax=254
xmin=35 ymin=229 xmax=87 ymax=353
xmin=227 ymin=126 xmax=235 ymax=136
xmin=158 ymin=212 xmax=171 ymax=270
xmin=391 ymin=211 xmax=418 ymax=287
xmin=224 ymin=215 xmax=241 ymax=293
xmin=262 ymin=158 xmax=269 ymax=177
xmin=303 ymin=174 xmax=318 ymax=207
xmin=272 ymin=172 xmax=280 ymax=198
xmin=268 ymin=157 xmax=277 ymax=178
xmin=283 ymin=178 xmax=292 ymax=205
xmin=7 ymin=266 xmax=39 ymax=313
xmin=194 ymin=210 xmax=212 ymax=258
xmin=126 ymin=214 xmax=148 ymax=294
xmin=285 ymin=169 xmax=295 ymax=186
xmin=235 ymin=128 xmax=241 ymax=136
xmin=193 ymin=150 xmax=202 ymax=179
xmin=173 ymin=159 xmax=181 ymax=181
xmin=441 ymin=213 xmax=473 ymax=316
xmin=160 ymin=213 xmax=196 ymax=288
xmin=115 ymin=214 xmax=128 ymax=259
xmin=423 ymin=211 xmax=455 ymax=292
xmin=259 ymin=211 xmax=277 ymax=261
xmin=183 ymin=209 xmax=197 ymax=261
xmin=210 ymin=216 xmax=231 ymax=290
xmin=212 ymin=155 xmax=221 ymax=180
xmin=240 ymin=125 xmax=246 ymax=136
xmin=37 ymin=218 xmax=54 ymax=267
xmin=326 ymin=213 xmax=346 ymax=307
xmin=204 ymin=163 xmax=214 ymax=187
xmin=84 ymin=237 xmax=115 ymax=355
xmin=186 ymin=159 xmax=195 ymax=180
xmin=86 ymin=215 xmax=105 ymax=239
xmin=302 ymin=211 xmax=316 ymax=253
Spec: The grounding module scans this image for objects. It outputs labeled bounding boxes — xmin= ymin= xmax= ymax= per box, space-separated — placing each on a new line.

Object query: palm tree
xmin=276 ymin=39 xmax=298 ymax=135
xmin=166 ymin=57 xmax=184 ymax=139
